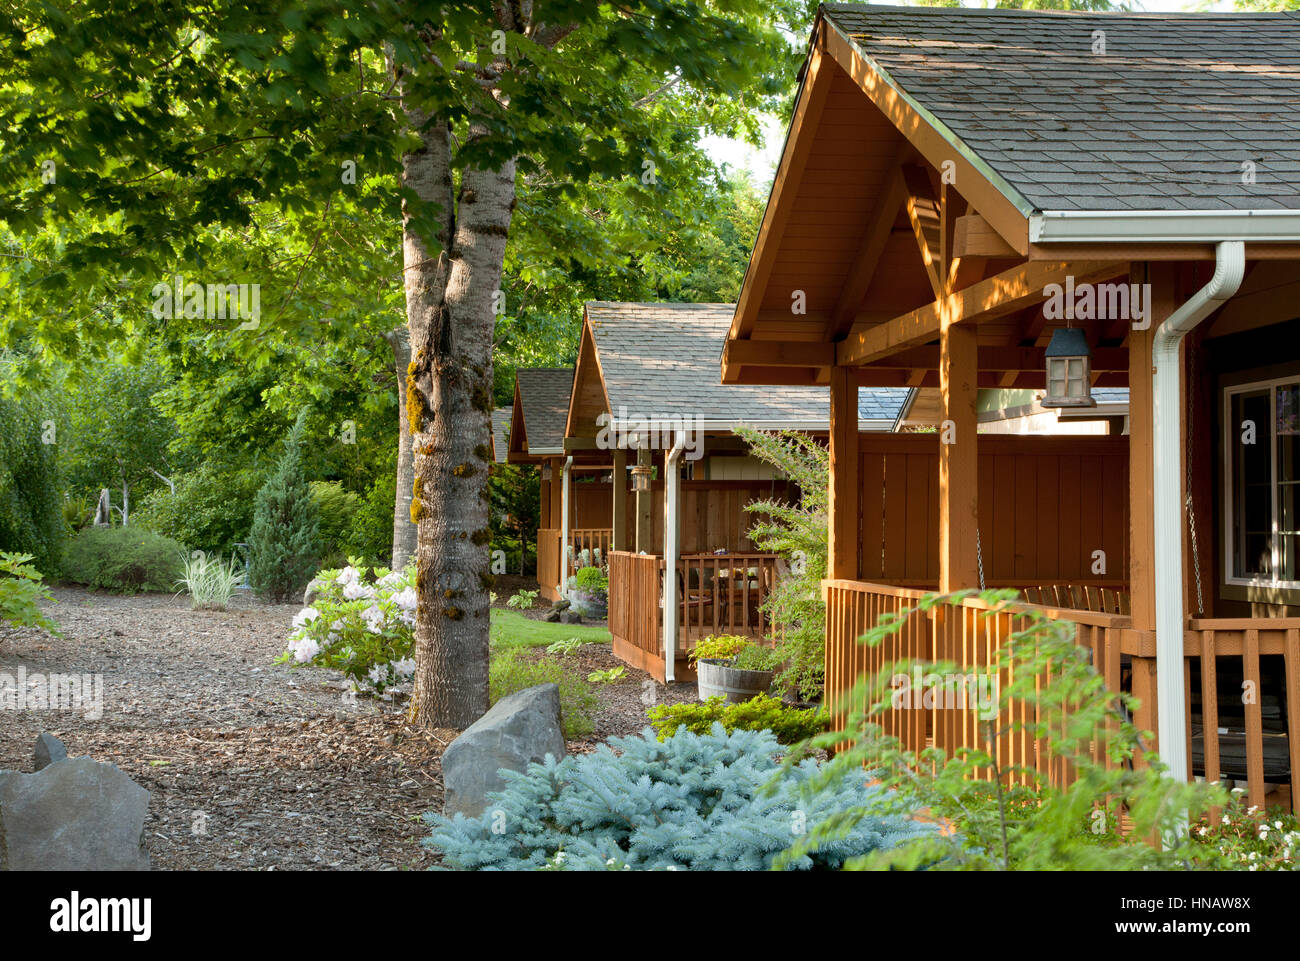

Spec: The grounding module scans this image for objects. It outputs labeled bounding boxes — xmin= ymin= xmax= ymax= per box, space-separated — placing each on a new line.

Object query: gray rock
xmin=559 ymin=611 xmax=583 ymax=625
xmin=551 ymin=599 xmax=571 ymax=612
xmin=544 ymin=609 xmax=562 ymax=623
xmin=441 ymin=684 xmax=566 ymax=818
xmin=33 ymin=733 xmax=67 ymax=771
xmin=0 ymin=756 xmax=150 ymax=870
xmin=303 ymin=578 xmax=324 ymax=608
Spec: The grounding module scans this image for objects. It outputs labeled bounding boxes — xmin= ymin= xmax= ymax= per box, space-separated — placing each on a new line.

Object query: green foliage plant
xmin=734 ymin=427 xmax=828 ymax=700
xmin=424 ymin=725 xmax=937 ymax=870
xmin=732 ymin=642 xmax=781 ymax=673
xmin=507 ymin=588 xmax=539 ymax=610
xmin=134 ymin=461 xmax=263 ymax=558
xmin=489 ymin=648 xmax=598 ymax=739
xmin=688 ymin=633 xmax=749 ymax=664
xmin=174 ymin=551 xmax=243 ymax=610
xmin=573 ymin=565 xmax=608 ymax=594
xmin=587 ymin=666 xmax=626 ymax=685
xmin=776 ymin=590 xmax=1231 ymax=871
xmin=61 ymin=526 xmax=185 ymax=593
xmin=248 ymin=415 xmax=321 ymax=603
xmin=0 ymin=552 xmax=59 ymax=634
xmin=545 ymin=637 xmax=584 ymax=656
xmin=647 ymin=694 xmax=826 ymax=745
xmin=0 ymin=393 xmax=62 ymax=573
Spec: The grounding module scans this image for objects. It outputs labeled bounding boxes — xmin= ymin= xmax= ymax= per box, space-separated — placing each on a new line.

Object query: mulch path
xmin=0 ymin=585 xmax=694 ymax=870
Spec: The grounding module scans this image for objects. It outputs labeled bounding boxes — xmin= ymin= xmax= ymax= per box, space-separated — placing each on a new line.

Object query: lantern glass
xmin=630 ymin=466 xmax=651 ymax=492
xmin=1042 ymin=328 xmax=1096 ymax=408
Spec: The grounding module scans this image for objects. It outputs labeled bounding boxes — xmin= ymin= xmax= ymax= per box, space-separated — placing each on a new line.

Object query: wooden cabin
xmin=722 ymin=5 xmax=1300 ymax=810
xmin=562 ymin=301 xmax=908 ymax=680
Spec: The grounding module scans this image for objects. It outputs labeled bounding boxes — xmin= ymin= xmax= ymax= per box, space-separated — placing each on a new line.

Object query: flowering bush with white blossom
xmin=278 ymin=560 xmax=418 ymax=694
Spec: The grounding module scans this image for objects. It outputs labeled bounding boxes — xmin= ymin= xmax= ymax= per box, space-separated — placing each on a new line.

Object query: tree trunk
xmin=385 ymin=325 xmax=417 ymax=569
xmin=400 ymin=76 xmax=516 ymax=727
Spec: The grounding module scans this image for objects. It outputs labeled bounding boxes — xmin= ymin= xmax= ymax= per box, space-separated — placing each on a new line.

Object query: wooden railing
xmin=673 ymin=553 xmax=778 ymax=644
xmin=608 ymin=550 xmax=779 ymax=680
xmin=567 ymin=528 xmax=612 ymax=570
xmin=825 ymin=581 xmax=1300 ymax=811
xmin=536 ymin=528 xmax=562 ymax=599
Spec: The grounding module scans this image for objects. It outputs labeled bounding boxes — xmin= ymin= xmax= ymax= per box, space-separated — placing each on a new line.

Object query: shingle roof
xmin=823 ymin=4 xmax=1300 ymax=212
xmin=586 ymin=302 xmax=907 ymax=426
xmin=516 ymin=368 xmax=573 ymax=453
xmin=490 ymin=407 xmax=511 ymax=463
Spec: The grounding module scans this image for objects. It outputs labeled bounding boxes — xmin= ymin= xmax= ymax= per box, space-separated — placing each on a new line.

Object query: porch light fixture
xmin=630 ymin=464 xmax=652 ymax=492
xmin=541 ymin=463 xmax=552 ymax=481
xmin=1042 ymin=327 xmax=1096 ymax=408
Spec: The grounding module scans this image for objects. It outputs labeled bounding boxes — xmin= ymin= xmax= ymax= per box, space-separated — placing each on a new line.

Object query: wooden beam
xmin=634 ymin=447 xmax=653 ymax=553
xmin=939 ymin=322 xmax=979 ymax=592
xmin=723 ymin=339 xmax=835 ymax=368
xmin=827 ymin=173 xmax=907 ymax=340
xmin=611 ymin=448 xmax=628 ymax=552
xmin=1128 ymin=262 xmax=1162 ymax=633
xmin=828 ymin=367 xmax=860 ymax=580
xmin=836 ymin=260 xmax=1127 ymax=367
xmin=862 ymin=344 xmax=1130 ymax=373
xmin=953 ymin=214 xmax=1019 ymax=258
xmin=900 ymin=164 xmax=945 ymax=301
xmin=562 ymin=436 xmax=600 ymax=452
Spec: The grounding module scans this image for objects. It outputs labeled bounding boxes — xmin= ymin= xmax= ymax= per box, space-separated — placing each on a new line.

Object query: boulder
xmin=544 ymin=609 xmax=561 ymax=623
xmin=33 ymin=733 xmax=67 ymax=771
xmin=0 ymin=756 xmax=151 ymax=871
xmin=441 ymin=684 xmax=566 ymax=818
xmin=559 ymin=611 xmax=583 ymax=625
xmin=303 ymin=577 xmax=324 ymax=608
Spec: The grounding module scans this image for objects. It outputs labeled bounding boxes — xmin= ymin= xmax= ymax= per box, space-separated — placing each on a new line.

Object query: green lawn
xmin=490 ymin=608 xmax=611 ymax=649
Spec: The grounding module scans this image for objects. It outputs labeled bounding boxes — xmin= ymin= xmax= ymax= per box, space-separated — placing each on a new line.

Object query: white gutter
xmin=1152 ymin=241 xmax=1245 ymax=786
xmin=1031 ymin=210 xmax=1300 ymax=245
xmin=661 ymin=432 xmax=687 ymax=684
xmin=559 ymin=456 xmax=572 ymax=599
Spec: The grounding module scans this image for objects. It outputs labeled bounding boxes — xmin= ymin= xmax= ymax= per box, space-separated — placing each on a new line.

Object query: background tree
xmin=248 ymin=414 xmax=321 ymax=602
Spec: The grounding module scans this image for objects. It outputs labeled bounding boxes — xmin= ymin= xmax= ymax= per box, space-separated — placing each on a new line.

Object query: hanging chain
xmin=976 ymin=526 xmax=986 ymax=591
xmin=1186 ymin=337 xmax=1205 ymax=615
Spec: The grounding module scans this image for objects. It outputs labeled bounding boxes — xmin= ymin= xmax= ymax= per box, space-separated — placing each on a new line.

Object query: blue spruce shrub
xmin=425 ymin=725 xmax=936 ymax=870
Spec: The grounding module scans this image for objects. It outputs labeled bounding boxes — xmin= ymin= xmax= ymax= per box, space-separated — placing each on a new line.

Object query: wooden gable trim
xmin=827 ymin=163 xmax=907 ymax=341
xmin=836 ymin=260 xmax=1127 ymax=367
xmin=505 ymin=379 xmax=531 ymax=463
xmin=726 ymin=26 xmax=835 ymax=352
xmin=563 ymin=312 xmax=613 ymax=441
xmin=900 ymin=164 xmax=946 ymax=301
xmin=821 ymin=17 xmax=1031 ymax=258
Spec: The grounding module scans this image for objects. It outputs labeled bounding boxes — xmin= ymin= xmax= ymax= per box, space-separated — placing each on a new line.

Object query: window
xmin=1224 ymin=377 xmax=1300 ymax=587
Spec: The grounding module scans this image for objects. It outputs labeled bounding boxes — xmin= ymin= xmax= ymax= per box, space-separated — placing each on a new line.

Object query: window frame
xmin=1222 ymin=374 xmax=1300 ymax=589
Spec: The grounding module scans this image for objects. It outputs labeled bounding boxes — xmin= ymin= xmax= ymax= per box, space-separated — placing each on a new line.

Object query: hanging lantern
xmin=541 ymin=463 xmax=552 ymax=481
xmin=1042 ymin=327 xmax=1096 ymax=408
xmin=630 ymin=464 xmax=652 ymax=492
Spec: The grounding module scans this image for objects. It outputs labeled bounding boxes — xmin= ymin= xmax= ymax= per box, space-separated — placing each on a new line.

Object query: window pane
xmin=1232 ymin=389 xmax=1272 ymax=579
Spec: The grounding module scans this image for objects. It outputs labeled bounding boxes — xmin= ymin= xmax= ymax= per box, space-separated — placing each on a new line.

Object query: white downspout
xmin=560 ymin=456 xmax=573 ymax=599
xmin=1152 ymin=241 xmax=1245 ymax=783
xmin=662 ymin=433 xmax=687 ymax=683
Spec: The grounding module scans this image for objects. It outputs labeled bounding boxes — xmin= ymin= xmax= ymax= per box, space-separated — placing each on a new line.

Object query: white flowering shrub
xmin=278 ymin=560 xmax=418 ymax=693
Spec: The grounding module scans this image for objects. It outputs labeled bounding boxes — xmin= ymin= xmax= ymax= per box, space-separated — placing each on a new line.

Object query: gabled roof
xmin=572 ymin=302 xmax=907 ymax=432
xmin=489 ymin=407 xmax=511 ymax=463
xmin=822 ymin=4 xmax=1300 ymax=239
xmin=510 ymin=368 xmax=573 ymax=458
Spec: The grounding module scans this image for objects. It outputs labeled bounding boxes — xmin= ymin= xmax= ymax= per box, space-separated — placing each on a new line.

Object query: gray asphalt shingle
xmin=586 ymin=302 xmax=907 ymax=425
xmin=823 ymin=4 xmax=1300 ymax=212
xmin=515 ymin=368 xmax=573 ymax=453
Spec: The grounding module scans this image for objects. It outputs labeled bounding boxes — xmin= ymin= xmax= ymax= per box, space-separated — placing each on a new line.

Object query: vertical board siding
xmin=856 ymin=434 xmax=1129 ymax=587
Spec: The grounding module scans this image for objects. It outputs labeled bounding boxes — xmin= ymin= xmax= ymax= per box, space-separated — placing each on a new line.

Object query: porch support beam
xmin=939 ymin=321 xmax=980 ymax=592
xmin=828 ymin=367 xmax=860 ymax=581
xmin=634 ymin=446 xmax=653 ymax=553
xmin=901 ymin=165 xmax=946 ymax=301
xmin=827 ymin=161 xmax=907 ymax=341
xmin=611 ymin=448 xmax=628 ymax=552
xmin=836 ymin=260 xmax=1127 ymax=367
xmin=1128 ymin=263 xmax=1160 ymax=635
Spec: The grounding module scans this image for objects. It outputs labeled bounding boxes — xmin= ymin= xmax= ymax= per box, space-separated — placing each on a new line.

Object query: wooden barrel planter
xmin=696 ymin=658 xmax=775 ymax=704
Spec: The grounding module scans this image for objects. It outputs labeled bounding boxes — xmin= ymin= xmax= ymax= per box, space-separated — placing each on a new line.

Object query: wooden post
xmin=939 ymin=321 xmax=979 ymax=592
xmin=828 ymin=367 xmax=859 ymax=581
xmin=612 ymin=448 xmax=628 ymax=551
xmin=548 ymin=457 xmax=563 ymax=530
xmin=635 ymin=446 xmax=653 ymax=553
xmin=1128 ymin=263 xmax=1161 ymax=635
xmin=539 ymin=467 xmax=552 ymax=530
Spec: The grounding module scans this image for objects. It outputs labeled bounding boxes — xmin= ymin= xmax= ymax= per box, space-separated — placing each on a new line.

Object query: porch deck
xmin=825 ymin=579 xmax=1300 ymax=814
xmin=608 ymin=550 xmax=780 ymax=682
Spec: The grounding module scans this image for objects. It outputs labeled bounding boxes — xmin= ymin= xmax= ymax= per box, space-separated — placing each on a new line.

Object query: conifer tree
xmin=248 ymin=414 xmax=321 ymax=603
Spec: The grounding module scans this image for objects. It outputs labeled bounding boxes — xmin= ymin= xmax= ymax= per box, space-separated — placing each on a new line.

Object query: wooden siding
xmin=857 ymin=434 xmax=1128 ymax=587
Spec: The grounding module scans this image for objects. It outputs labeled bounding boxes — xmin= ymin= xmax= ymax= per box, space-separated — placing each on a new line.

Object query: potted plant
xmin=690 ymin=634 xmax=779 ymax=703
xmin=567 ymin=564 xmax=608 ymax=619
